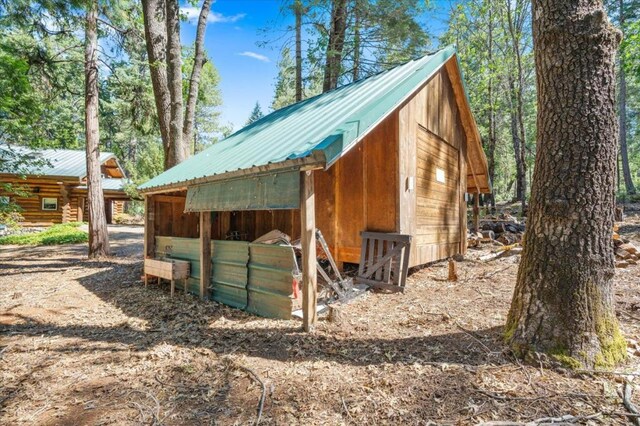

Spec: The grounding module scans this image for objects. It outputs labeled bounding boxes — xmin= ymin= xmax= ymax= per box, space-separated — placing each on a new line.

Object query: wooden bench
xmin=144 ymin=258 xmax=191 ymax=297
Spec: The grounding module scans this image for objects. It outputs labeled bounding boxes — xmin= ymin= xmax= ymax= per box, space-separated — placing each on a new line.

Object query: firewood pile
xmin=614 ymin=224 xmax=639 ymax=268
xmin=468 ymin=214 xmax=526 ymax=248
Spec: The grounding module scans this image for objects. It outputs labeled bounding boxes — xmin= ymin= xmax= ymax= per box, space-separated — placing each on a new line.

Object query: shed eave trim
xmin=138 ymin=151 xmax=326 ymax=195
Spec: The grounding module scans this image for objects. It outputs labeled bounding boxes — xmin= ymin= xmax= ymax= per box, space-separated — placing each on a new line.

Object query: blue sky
xmin=179 ymin=0 xmax=454 ymax=130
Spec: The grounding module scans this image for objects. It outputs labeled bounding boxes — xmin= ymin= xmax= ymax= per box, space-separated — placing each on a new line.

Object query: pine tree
xmin=246 ymin=102 xmax=264 ymax=126
xmin=506 ymin=0 xmax=626 ymax=368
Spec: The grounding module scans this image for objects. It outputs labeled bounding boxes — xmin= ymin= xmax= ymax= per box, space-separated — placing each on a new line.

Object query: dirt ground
xmin=1 ymin=222 xmax=639 ymax=425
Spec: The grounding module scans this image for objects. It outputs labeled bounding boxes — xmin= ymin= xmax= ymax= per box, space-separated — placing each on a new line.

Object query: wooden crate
xmin=144 ymin=258 xmax=191 ymax=297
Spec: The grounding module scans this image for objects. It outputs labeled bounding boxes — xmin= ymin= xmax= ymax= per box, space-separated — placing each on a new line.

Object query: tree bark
xmin=183 ymin=0 xmax=213 ymax=152
xmin=505 ymin=0 xmax=528 ymax=213
xmin=165 ymin=0 xmax=185 ymax=167
xmin=141 ymin=0 xmax=172 ymax=170
xmin=294 ymin=0 xmax=303 ymax=102
xmin=506 ymin=0 xmax=625 ymax=368
xmin=352 ymin=0 xmax=361 ymax=82
xmin=322 ymin=0 xmax=348 ymax=92
xmin=486 ymin=1 xmax=497 ymax=211
xmin=84 ymin=0 xmax=110 ymax=258
xmin=618 ymin=0 xmax=636 ymax=195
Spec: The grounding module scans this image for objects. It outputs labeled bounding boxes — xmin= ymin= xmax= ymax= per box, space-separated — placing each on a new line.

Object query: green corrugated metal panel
xmin=139 ymin=46 xmax=457 ymax=191
xmin=210 ymin=240 xmax=249 ymax=309
xmin=0 ymin=143 xmax=116 ymax=178
xmin=155 ymin=236 xmax=201 ymax=295
xmin=247 ymin=243 xmax=300 ymax=319
xmin=185 ymin=170 xmax=300 ymax=212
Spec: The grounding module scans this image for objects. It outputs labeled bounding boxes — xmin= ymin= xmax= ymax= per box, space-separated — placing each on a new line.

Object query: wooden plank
xmin=144 ymin=195 xmax=155 ymax=258
xmin=185 ymin=170 xmax=300 ymax=212
xmin=200 ymin=211 xmax=212 ymax=300
xmin=300 ymin=170 xmax=317 ymax=332
xmin=459 ymin=114 xmax=468 ymax=255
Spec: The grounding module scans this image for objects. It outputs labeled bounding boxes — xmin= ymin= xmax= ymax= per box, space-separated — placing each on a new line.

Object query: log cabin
xmin=138 ymin=46 xmax=491 ymax=328
xmin=0 ymin=145 xmax=130 ymax=225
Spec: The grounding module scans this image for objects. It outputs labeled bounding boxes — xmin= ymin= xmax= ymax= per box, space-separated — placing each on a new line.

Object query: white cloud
xmin=181 ymin=6 xmax=245 ymax=24
xmin=237 ymin=51 xmax=270 ymax=63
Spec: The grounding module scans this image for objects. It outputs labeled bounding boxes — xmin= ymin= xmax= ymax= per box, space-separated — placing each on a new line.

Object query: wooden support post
xmin=200 ymin=211 xmax=212 ymax=299
xmin=473 ymin=193 xmax=480 ymax=233
xmin=60 ymin=184 xmax=70 ymax=223
xmin=78 ymin=197 xmax=85 ymax=222
xmin=144 ymin=195 xmax=155 ymax=259
xmin=300 ymin=170 xmax=317 ymax=332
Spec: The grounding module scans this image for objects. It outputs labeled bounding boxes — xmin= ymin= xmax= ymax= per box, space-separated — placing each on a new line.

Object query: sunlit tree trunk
xmin=141 ymin=0 xmax=172 ymax=169
xmin=506 ymin=0 xmax=625 ymax=368
xmin=84 ymin=0 xmax=110 ymax=258
xmin=618 ymin=0 xmax=636 ymax=195
xmin=294 ymin=0 xmax=303 ymax=102
xmin=183 ymin=0 xmax=213 ymax=153
xmin=323 ymin=0 xmax=348 ymax=92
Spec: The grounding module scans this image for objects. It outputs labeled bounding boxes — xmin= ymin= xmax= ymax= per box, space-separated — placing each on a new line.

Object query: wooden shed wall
xmin=149 ymin=66 xmax=471 ymax=268
xmin=399 ymin=67 xmax=468 ymax=266
xmin=149 ymin=114 xmax=399 ymax=265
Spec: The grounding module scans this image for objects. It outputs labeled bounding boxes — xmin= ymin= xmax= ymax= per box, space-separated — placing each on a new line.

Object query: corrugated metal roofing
xmin=0 ymin=144 xmax=115 ymax=178
xmin=140 ymin=46 xmax=458 ymax=191
xmin=77 ymin=178 xmax=130 ymax=192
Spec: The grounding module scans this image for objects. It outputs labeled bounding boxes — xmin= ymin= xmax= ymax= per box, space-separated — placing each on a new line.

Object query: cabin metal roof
xmin=77 ymin=178 xmax=130 ymax=192
xmin=140 ymin=46 xmax=463 ymax=192
xmin=0 ymin=144 xmax=116 ymax=179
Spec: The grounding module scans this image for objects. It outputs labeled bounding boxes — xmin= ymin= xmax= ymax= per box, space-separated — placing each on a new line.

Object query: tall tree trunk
xmin=352 ymin=0 xmax=361 ymax=81
xmin=294 ymin=0 xmax=303 ymax=102
xmin=618 ymin=0 xmax=636 ymax=194
xmin=508 ymin=76 xmax=526 ymax=206
xmin=506 ymin=0 xmax=625 ymax=368
xmin=323 ymin=0 xmax=348 ymax=92
xmin=486 ymin=1 xmax=497 ymax=211
xmin=141 ymin=0 xmax=172 ymax=170
xmin=165 ymin=0 xmax=185 ymax=166
xmin=183 ymin=0 xmax=213 ymax=151
xmin=505 ymin=0 xmax=528 ymax=212
xmin=85 ymin=0 xmax=110 ymax=258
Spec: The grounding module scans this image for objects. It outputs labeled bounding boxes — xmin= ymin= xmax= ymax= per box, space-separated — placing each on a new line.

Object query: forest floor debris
xmin=1 ymin=221 xmax=639 ymax=425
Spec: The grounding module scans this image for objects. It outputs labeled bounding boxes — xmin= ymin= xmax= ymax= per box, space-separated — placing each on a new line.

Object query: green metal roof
xmin=78 ymin=178 xmax=130 ymax=192
xmin=0 ymin=144 xmax=116 ymax=178
xmin=140 ymin=46 xmax=458 ymax=192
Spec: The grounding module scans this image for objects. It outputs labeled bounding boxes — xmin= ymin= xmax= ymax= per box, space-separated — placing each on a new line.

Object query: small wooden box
xmin=144 ymin=258 xmax=191 ymax=296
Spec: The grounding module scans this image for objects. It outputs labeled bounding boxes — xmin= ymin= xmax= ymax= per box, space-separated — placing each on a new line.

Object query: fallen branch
xmin=618 ymin=381 xmax=640 ymax=426
xmin=228 ymin=361 xmax=267 ymax=425
xmin=575 ymin=369 xmax=640 ymax=378
xmin=446 ymin=312 xmax=494 ymax=354
xmin=478 ymin=412 xmax=602 ymax=425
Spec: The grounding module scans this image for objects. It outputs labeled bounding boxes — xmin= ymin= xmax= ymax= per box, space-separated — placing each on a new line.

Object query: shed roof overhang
xmin=445 ymin=57 xmax=492 ymax=194
xmin=140 ymin=151 xmax=326 ymax=201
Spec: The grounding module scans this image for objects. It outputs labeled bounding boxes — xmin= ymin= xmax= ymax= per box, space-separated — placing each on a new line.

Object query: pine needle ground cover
xmin=0 ymin=222 xmax=88 ymax=245
xmin=0 ymin=218 xmax=639 ymax=424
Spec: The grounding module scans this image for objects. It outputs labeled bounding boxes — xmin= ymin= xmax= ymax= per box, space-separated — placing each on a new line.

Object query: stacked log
xmin=468 ymin=214 xmax=526 ymax=248
xmin=614 ymin=226 xmax=639 ymax=268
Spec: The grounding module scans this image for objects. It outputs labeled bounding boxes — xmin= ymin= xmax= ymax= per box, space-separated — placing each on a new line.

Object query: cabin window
xmin=436 ymin=168 xmax=446 ymax=183
xmin=42 ymin=197 xmax=58 ymax=211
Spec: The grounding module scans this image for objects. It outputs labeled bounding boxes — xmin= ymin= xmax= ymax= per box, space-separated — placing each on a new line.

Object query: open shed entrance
xmin=144 ymin=170 xmax=319 ymax=330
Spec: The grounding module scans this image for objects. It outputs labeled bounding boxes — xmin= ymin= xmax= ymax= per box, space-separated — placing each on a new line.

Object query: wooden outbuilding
xmin=0 ymin=145 xmax=130 ymax=225
xmin=139 ymin=46 xmax=491 ymax=330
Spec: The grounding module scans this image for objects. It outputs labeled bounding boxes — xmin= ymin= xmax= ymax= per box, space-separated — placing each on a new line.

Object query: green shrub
xmin=0 ymin=210 xmax=25 ymax=230
xmin=0 ymin=222 xmax=88 ymax=245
